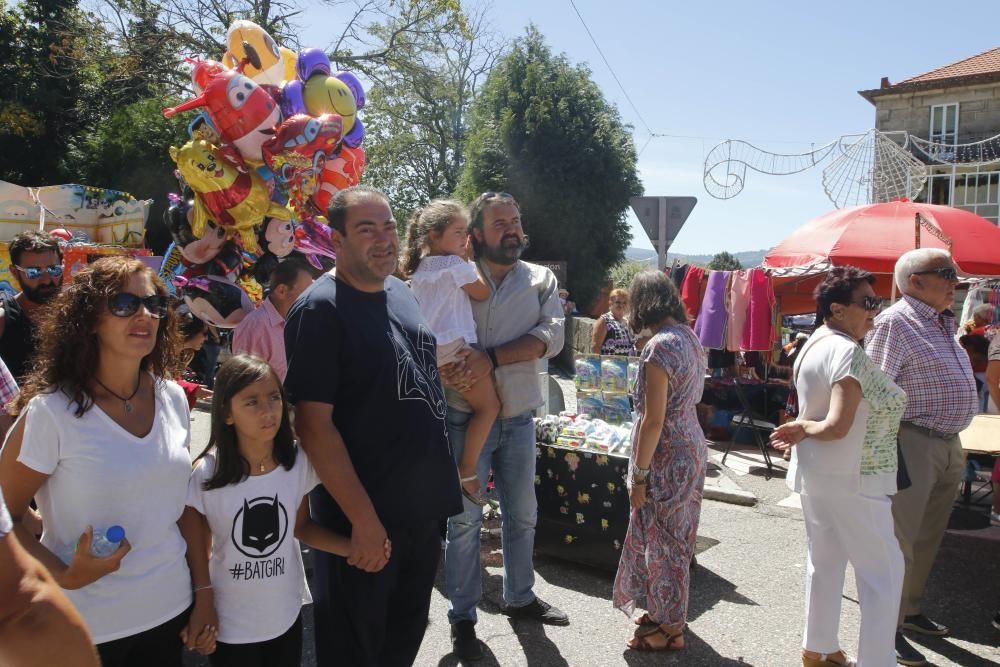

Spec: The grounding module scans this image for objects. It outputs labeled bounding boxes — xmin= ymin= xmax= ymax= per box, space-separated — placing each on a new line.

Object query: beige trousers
xmin=891 ymin=423 xmax=966 ymax=624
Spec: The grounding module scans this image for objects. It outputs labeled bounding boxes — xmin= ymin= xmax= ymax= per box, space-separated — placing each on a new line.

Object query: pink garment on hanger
xmin=741 ymin=269 xmax=775 ymax=351
xmin=727 ymin=270 xmax=751 ymax=352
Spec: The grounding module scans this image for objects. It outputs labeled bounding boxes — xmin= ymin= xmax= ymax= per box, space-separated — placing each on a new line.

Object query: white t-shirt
xmin=409 ymin=255 xmax=480 ymax=347
xmin=187 ymin=450 xmax=319 ymax=644
xmin=16 ymin=379 xmax=193 ymax=643
xmin=787 ymin=328 xmax=907 ymax=497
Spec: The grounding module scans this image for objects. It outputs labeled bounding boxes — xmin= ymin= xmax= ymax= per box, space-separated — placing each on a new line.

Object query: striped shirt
xmin=0 ymin=356 xmax=17 ymax=413
xmin=865 ymin=295 xmax=977 ymax=434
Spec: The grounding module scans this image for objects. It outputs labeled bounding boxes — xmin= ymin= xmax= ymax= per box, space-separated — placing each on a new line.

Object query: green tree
xmin=357 ymin=2 xmax=503 ymax=223
xmin=707 ymin=251 xmax=742 ymax=271
xmin=608 ymin=260 xmax=648 ymax=290
xmin=457 ymin=27 xmax=642 ymax=308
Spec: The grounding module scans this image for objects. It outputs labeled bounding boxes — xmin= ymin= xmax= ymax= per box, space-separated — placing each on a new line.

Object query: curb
xmin=703 ymin=485 xmax=757 ymax=507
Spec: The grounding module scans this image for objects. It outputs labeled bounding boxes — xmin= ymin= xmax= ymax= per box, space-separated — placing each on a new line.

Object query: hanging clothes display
xmin=741 ymin=268 xmax=776 ymax=351
xmin=727 ymin=269 xmax=752 ymax=352
xmin=680 ymin=266 xmax=706 ymax=321
xmin=694 ymin=270 xmax=731 ymax=349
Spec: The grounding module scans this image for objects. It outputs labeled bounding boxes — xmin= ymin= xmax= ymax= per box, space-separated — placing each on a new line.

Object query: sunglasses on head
xmin=15 ymin=264 xmax=63 ymax=280
xmin=914 ymin=266 xmax=958 ymax=281
xmin=108 ymin=293 xmax=169 ymax=319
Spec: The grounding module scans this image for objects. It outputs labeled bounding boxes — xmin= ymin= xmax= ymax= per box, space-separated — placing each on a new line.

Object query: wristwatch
xmin=632 ymin=465 xmax=651 ymax=484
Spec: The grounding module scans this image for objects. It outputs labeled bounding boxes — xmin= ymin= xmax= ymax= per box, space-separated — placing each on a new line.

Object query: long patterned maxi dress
xmin=613 ymin=324 xmax=708 ymax=627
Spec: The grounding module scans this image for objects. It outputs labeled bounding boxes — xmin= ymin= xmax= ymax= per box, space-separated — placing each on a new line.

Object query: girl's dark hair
xmin=401 ymin=199 xmax=468 ymax=277
xmin=626 ymin=270 xmax=689 ymax=334
xmin=14 ymin=256 xmax=181 ymax=417
xmin=814 ymin=266 xmax=876 ymax=325
xmin=198 ymin=354 xmax=296 ymax=490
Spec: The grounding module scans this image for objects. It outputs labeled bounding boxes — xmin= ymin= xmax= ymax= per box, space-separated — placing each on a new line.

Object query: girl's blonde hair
xmin=401 ymin=199 xmax=469 ymax=277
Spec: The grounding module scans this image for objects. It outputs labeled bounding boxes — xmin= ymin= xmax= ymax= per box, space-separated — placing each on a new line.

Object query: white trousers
xmin=801 ymin=492 xmax=904 ymax=667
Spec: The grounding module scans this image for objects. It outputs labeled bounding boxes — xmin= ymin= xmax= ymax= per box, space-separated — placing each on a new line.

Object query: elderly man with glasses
xmin=0 ymin=231 xmax=64 ymax=383
xmin=866 ymin=248 xmax=978 ymax=666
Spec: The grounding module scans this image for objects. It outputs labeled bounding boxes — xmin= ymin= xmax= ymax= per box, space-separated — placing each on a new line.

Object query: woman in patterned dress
xmin=591 ymin=288 xmax=636 ymax=356
xmin=770 ymin=267 xmax=906 ymax=667
xmin=613 ymin=271 xmax=707 ymax=651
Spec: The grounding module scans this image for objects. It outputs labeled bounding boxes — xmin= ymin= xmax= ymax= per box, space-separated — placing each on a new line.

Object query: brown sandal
xmin=627 ymin=624 xmax=684 ymax=651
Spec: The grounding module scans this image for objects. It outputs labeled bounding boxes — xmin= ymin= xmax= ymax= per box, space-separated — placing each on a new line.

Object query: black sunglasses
xmin=108 ymin=293 xmax=169 ymax=319
xmin=853 ymin=295 xmax=884 ymax=311
xmin=914 ymin=266 xmax=958 ymax=281
xmin=15 ymin=264 xmax=63 ymax=280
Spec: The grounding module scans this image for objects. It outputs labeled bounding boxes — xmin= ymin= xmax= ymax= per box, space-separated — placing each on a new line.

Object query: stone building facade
xmin=859 ymin=47 xmax=1000 ymax=225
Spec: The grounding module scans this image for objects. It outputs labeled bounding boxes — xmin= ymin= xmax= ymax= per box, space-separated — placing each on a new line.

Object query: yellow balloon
xmin=224 ymin=20 xmax=292 ymax=87
xmin=168 ymin=139 xmax=289 ymax=254
xmin=303 ymin=76 xmax=357 ymax=133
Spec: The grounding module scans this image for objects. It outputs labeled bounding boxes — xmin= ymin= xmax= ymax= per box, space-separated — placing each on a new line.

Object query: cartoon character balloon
xmin=163 ymin=58 xmax=281 ymax=164
xmin=174 ymin=275 xmax=254 ymax=328
xmin=313 ymin=145 xmax=366 ymax=213
xmin=223 ymin=20 xmax=297 ymax=87
xmin=262 ymin=113 xmax=344 ymax=217
xmin=169 ymin=139 xmax=291 ymax=253
xmin=280 ymin=49 xmax=365 ymax=147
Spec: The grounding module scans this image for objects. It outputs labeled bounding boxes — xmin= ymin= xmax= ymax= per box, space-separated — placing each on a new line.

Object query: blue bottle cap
xmin=106 ymin=525 xmax=125 ymax=543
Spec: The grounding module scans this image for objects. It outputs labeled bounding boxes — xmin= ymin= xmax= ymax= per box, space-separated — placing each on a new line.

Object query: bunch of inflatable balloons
xmin=159 ymin=20 xmax=366 ymax=328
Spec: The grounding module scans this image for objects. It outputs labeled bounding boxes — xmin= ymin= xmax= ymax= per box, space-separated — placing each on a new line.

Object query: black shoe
xmin=992 ymin=611 xmax=1000 ymax=631
xmin=503 ymin=597 xmax=570 ymax=626
xmin=450 ymin=620 xmax=483 ymax=661
xmin=895 ymin=632 xmax=927 ymax=666
xmin=902 ymin=613 xmax=950 ymax=637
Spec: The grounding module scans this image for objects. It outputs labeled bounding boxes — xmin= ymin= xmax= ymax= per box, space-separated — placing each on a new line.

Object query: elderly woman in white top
xmin=770 ymin=266 xmax=906 ymax=667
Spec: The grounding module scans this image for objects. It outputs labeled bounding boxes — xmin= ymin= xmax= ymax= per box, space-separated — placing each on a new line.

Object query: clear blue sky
xmin=298 ymin=1 xmax=1000 ymax=254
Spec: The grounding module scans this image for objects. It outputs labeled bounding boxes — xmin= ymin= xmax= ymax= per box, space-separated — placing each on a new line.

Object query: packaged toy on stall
xmin=576 ymin=390 xmax=604 ymax=419
xmin=574 ymin=353 xmax=601 ymax=390
xmin=600 ymin=355 xmax=628 ymax=392
xmin=627 ymin=357 xmax=641 ymax=394
xmin=583 ymin=420 xmax=617 ymax=452
xmin=602 ymin=392 xmax=631 ymax=425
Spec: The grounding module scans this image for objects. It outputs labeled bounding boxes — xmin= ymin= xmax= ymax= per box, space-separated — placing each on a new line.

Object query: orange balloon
xmin=313 ymin=145 xmax=366 ymax=213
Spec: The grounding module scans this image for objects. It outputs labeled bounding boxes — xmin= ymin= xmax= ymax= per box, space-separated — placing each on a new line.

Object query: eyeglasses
xmin=914 ymin=266 xmax=958 ymax=281
xmin=610 ymin=300 xmax=627 ymax=305
xmin=108 ymin=293 xmax=169 ymax=319
xmin=481 ymin=191 xmax=513 ymax=199
xmin=853 ymin=296 xmax=884 ymax=311
xmin=14 ymin=264 xmax=63 ymax=280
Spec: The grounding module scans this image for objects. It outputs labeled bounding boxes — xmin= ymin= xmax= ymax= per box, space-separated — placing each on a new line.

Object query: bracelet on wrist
xmin=460 ymin=474 xmax=478 ymax=483
xmin=485 ymin=347 xmax=499 ymax=369
xmin=631 ymin=478 xmax=647 ymax=486
xmin=193 ymin=584 xmax=214 ymax=593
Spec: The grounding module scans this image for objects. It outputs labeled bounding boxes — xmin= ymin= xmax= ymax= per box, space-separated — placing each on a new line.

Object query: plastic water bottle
xmin=90 ymin=525 xmax=125 ymax=557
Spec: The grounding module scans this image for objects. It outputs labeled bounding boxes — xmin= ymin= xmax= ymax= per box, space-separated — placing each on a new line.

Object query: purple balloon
xmin=334 ymin=71 xmax=366 ymax=109
xmin=342 ymin=119 xmax=365 ymax=148
xmin=297 ymin=48 xmax=331 ymax=81
xmin=279 ymin=80 xmax=306 ymax=118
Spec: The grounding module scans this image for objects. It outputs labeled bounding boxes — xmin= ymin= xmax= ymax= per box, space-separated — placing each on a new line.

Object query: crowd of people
xmin=0 ymin=192 xmax=994 ymax=667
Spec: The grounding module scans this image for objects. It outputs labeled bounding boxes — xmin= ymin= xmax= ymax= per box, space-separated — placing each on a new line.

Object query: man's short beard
xmin=479 ymin=236 xmax=528 ymax=266
xmin=22 ymin=283 xmax=61 ymax=305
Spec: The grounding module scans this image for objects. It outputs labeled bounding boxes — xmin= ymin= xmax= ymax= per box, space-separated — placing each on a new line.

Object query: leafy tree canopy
xmin=707 ymin=251 xmax=742 ymax=271
xmin=457 ymin=26 xmax=643 ymax=308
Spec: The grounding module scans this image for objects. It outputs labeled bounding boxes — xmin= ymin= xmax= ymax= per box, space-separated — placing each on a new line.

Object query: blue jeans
xmin=444 ymin=409 xmax=538 ymax=624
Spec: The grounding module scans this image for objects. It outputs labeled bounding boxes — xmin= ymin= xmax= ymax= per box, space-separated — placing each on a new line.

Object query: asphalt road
xmin=184 ymin=408 xmax=1000 ymax=666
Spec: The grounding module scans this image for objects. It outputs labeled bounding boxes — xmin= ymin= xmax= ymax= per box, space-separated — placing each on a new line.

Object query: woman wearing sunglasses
xmin=0 ymin=256 xmax=197 ymax=667
xmin=769 ymin=267 xmax=905 ymax=667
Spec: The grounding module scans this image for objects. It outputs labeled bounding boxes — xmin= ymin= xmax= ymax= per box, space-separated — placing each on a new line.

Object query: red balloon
xmin=313 ymin=145 xmax=366 ymax=213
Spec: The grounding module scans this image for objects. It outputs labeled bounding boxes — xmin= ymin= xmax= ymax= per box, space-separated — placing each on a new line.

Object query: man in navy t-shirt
xmin=284 ymin=185 xmax=462 ymax=667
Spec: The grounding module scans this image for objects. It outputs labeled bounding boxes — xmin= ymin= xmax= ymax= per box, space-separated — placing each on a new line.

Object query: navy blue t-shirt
xmin=283 ymin=274 xmax=462 ymax=535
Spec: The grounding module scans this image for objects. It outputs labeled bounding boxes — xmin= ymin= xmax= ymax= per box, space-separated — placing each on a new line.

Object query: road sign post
xmin=629 ymin=196 xmax=697 ymax=269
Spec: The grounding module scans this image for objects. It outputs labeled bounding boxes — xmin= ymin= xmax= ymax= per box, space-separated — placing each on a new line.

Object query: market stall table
xmin=534 ymin=442 xmax=630 ymax=571
xmin=959 ymin=414 xmax=1000 ymax=504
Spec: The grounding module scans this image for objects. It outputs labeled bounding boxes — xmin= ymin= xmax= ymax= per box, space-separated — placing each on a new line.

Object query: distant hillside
xmin=624 ymin=247 xmax=769 ymax=268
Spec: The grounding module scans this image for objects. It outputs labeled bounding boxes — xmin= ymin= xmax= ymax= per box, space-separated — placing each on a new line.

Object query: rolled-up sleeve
xmin=528 ymin=268 xmax=565 ymax=359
